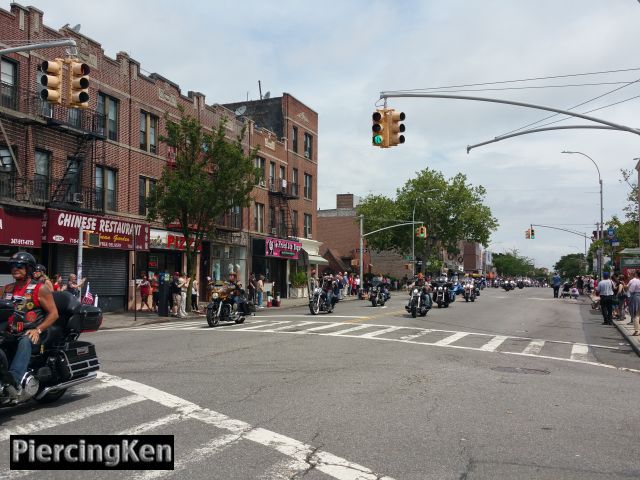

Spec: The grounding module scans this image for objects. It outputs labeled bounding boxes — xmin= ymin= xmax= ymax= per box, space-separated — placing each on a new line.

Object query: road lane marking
xmin=400 ymin=329 xmax=433 ymax=341
xmin=479 ymin=335 xmax=508 ymax=352
xmin=236 ymin=320 xmax=292 ymax=331
xmin=302 ymin=322 xmax=347 ymax=332
xmin=359 ymin=326 xmax=403 ymax=338
xmin=522 ymin=339 xmax=546 ymax=355
xmin=269 ymin=321 xmax=319 ymax=331
xmin=570 ymin=344 xmax=591 ymax=362
xmin=329 ymin=324 xmax=374 ymax=336
xmin=117 ymin=412 xmax=191 ymax=435
xmin=97 ymin=372 xmax=396 ymax=480
xmin=0 ymin=394 xmax=146 ymax=441
xmin=432 ymin=332 xmax=469 ymax=346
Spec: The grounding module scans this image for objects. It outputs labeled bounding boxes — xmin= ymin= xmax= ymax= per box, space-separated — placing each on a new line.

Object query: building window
xmin=64 ymin=158 xmax=80 ymax=196
xmin=304 ymin=214 xmax=312 ymax=238
xmin=304 ymin=173 xmax=312 ymax=199
xmin=96 ymin=165 xmax=117 ymax=211
xmin=279 ymin=209 xmax=286 ymax=237
xmin=292 ymin=168 xmax=299 ymax=196
xmin=255 ymin=156 xmax=266 ymax=185
xmin=291 ymin=210 xmax=298 ymax=236
xmin=269 ymin=206 xmax=276 ymax=234
xmin=231 ymin=205 xmax=242 ymax=229
xmin=138 ymin=176 xmax=156 ymax=216
xmin=0 ymin=145 xmax=15 ymax=198
xmin=254 ymin=203 xmax=264 ymax=233
xmin=1 ymin=59 xmax=17 ymax=110
xmin=34 ymin=150 xmax=50 ymax=203
xmin=67 ymin=108 xmax=81 ymax=128
xmin=303 ymin=133 xmax=313 ymax=160
xmin=292 ymin=126 xmax=298 ymax=153
xmin=269 ymin=162 xmax=275 ymax=189
xmin=97 ymin=93 xmax=119 ymax=141
xmin=140 ymin=111 xmax=158 ymax=153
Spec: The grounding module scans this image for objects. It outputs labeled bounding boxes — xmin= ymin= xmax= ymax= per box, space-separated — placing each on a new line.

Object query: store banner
xmin=43 ymin=209 xmax=149 ymax=250
xmin=265 ymin=237 xmax=302 ymax=259
xmin=0 ymin=209 xmax=42 ymax=248
xmin=149 ymin=229 xmax=201 ymax=251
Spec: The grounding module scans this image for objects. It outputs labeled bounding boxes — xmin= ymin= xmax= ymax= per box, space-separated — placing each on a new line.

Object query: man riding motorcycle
xmin=1 ymin=252 xmax=59 ymax=398
xmin=408 ymin=273 xmax=432 ymax=308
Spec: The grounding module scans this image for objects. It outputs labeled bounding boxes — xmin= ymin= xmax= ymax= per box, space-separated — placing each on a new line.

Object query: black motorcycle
xmin=0 ymin=291 xmax=101 ymax=406
xmin=405 ymin=286 xmax=431 ymax=317
xmin=206 ymin=283 xmax=250 ymax=327
xmin=369 ymin=280 xmax=390 ymax=307
xmin=431 ymin=278 xmax=452 ymax=308
xmin=309 ymin=281 xmax=335 ymax=315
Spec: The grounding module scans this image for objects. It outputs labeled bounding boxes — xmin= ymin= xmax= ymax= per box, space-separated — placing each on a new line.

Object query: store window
xmin=210 ymin=244 xmax=246 ymax=285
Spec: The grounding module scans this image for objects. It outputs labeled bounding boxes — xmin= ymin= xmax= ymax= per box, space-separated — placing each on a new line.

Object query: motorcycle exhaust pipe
xmin=34 ymin=371 xmax=98 ymax=400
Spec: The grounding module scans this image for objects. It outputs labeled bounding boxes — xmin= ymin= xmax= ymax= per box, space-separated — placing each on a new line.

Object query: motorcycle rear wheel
xmin=235 ymin=317 xmax=245 ymax=324
xmin=371 ymin=298 xmax=377 ymax=307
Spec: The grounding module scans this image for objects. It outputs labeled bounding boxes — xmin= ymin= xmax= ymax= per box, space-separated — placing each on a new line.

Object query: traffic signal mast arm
xmin=362 ymin=221 xmax=424 ymax=238
xmin=0 ymin=38 xmax=77 ymax=55
xmin=529 ymin=223 xmax=591 ymax=240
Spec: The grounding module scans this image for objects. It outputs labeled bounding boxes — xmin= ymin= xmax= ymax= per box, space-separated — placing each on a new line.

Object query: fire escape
xmin=268 ymin=177 xmax=299 ymax=238
xmin=0 ymin=82 xmax=105 ymax=212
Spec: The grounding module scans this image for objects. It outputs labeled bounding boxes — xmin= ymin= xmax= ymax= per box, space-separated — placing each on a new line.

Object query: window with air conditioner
xmin=255 ymin=156 xmax=266 ymax=186
xmin=303 ymin=133 xmax=313 ymax=160
xmin=304 ymin=214 xmax=312 ymax=239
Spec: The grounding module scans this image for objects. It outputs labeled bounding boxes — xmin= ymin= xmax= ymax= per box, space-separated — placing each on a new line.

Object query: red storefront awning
xmin=0 ymin=209 xmax=42 ymax=248
xmin=43 ymin=209 xmax=150 ymax=251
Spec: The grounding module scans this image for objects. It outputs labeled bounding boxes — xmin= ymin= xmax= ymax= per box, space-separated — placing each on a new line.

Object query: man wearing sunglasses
xmin=1 ymin=252 xmax=58 ymax=398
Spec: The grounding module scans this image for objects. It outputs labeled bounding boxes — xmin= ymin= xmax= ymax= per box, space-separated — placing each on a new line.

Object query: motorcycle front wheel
xmin=371 ymin=298 xmax=377 ymax=307
xmin=309 ymin=297 xmax=320 ymax=315
xmin=411 ymin=303 xmax=417 ymax=318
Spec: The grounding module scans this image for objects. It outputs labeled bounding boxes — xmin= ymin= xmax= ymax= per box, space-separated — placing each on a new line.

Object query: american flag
xmin=82 ymin=283 xmax=94 ymax=305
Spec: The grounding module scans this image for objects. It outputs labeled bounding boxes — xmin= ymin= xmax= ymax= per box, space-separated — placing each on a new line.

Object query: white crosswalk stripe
xmin=523 ymin=339 xmax=546 ymax=355
xmin=433 ymin=332 xmax=469 ymax=346
xmin=479 ymin=335 xmax=509 ymax=352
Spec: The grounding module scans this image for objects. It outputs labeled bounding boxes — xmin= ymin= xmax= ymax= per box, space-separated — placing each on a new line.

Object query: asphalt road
xmin=2 ymin=287 xmax=640 ymax=479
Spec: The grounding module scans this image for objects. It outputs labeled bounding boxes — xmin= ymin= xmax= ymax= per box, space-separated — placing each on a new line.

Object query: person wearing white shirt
xmin=596 ymin=271 xmax=614 ymax=325
xmin=627 ymin=270 xmax=640 ymax=336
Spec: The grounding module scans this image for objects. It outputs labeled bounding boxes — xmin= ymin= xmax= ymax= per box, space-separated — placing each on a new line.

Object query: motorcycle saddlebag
xmin=56 ymin=340 xmax=100 ymax=381
xmin=66 ymin=305 xmax=103 ymax=333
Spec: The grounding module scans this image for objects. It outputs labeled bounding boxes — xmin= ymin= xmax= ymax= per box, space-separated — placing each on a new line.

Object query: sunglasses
xmin=9 ymin=262 xmax=27 ymax=270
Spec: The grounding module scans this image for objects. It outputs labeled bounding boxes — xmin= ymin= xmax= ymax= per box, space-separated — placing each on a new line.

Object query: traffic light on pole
xmin=530 ymin=227 xmax=535 ymax=239
xmin=525 ymin=229 xmax=531 ymax=239
xmin=387 ymin=109 xmax=406 ymax=147
xmin=68 ymin=61 xmax=90 ymax=108
xmin=372 ymin=109 xmax=389 ymax=148
xmin=420 ymin=226 xmax=427 ymax=238
xmin=39 ymin=59 xmax=63 ymax=104
xmin=415 ymin=226 xmax=421 ymax=237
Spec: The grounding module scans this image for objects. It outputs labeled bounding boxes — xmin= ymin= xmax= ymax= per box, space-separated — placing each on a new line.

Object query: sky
xmin=7 ymin=0 xmax=640 ymax=269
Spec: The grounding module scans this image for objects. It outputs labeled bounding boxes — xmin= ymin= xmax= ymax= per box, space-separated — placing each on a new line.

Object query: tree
xmin=554 ymin=253 xmax=585 ymax=280
xmin=146 ymin=109 xmax=259 ymax=309
xmin=355 ymin=168 xmax=498 ymax=271
xmin=620 ymin=168 xmax=638 ymax=223
xmin=493 ymin=250 xmax=535 ymax=277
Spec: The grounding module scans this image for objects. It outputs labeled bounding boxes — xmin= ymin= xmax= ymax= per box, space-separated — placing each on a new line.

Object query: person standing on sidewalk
xmin=552 ymin=272 xmax=561 ymax=298
xmin=627 ymin=270 xmax=640 ymax=336
xmin=138 ymin=274 xmax=152 ymax=312
xmin=170 ymin=272 xmax=181 ymax=317
xmin=596 ymin=271 xmax=615 ymax=325
xmin=256 ymin=275 xmax=264 ymax=308
xmin=178 ymin=273 xmax=188 ymax=318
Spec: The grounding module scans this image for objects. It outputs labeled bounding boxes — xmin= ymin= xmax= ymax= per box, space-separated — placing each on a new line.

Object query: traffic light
xmin=83 ymin=230 xmax=100 ymax=247
xmin=416 ymin=226 xmax=426 ymax=238
xmin=530 ymin=228 xmax=535 ymax=239
xmin=415 ymin=227 xmax=421 ymax=237
xmin=372 ymin=109 xmax=389 ymax=148
xmin=387 ymin=110 xmax=406 ymax=146
xmin=525 ymin=229 xmax=531 ymax=239
xmin=68 ymin=61 xmax=90 ymax=108
xmin=39 ymin=59 xmax=63 ymax=104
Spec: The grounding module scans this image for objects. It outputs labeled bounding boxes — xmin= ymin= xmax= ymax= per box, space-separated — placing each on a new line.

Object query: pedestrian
xmin=66 ymin=273 xmax=86 ymax=298
xmin=576 ymin=275 xmax=584 ymax=296
xmin=248 ymin=272 xmax=256 ymax=303
xmin=52 ymin=274 xmax=65 ymax=292
xmin=170 ymin=272 xmax=181 ymax=317
xmin=150 ymin=273 xmax=159 ymax=312
xmin=138 ymin=274 xmax=152 ymax=311
xmin=551 ymin=272 xmax=561 ymax=298
xmin=627 ymin=270 xmax=640 ymax=336
xmin=191 ymin=277 xmax=199 ymax=312
xmin=612 ymin=274 xmax=626 ymax=321
xmin=256 ymin=274 xmax=264 ymax=308
xmin=179 ymin=273 xmax=188 ymax=318
xmin=596 ymin=271 xmax=615 ymax=325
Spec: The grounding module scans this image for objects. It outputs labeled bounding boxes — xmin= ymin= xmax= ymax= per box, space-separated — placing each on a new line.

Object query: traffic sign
xmin=607 ymin=227 xmax=615 ymax=238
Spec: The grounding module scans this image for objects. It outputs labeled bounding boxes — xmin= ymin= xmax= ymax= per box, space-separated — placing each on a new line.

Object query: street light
xmin=561 ymin=151 xmax=604 ymax=279
xmin=412 ymin=189 xmax=439 ymax=277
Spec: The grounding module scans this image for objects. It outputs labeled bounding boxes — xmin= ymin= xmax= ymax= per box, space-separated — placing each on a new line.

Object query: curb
xmin=612 ymin=320 xmax=640 ymax=357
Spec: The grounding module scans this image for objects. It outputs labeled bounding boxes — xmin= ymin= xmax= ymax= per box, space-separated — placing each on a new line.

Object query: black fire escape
xmin=268 ymin=178 xmax=299 ymax=238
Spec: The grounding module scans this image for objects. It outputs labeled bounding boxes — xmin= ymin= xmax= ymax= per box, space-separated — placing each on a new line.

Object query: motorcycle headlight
xmin=412 ymin=288 xmax=419 ymax=295
xmin=438 ymin=286 xmax=443 ymax=291
xmin=212 ymin=292 xmax=219 ymax=299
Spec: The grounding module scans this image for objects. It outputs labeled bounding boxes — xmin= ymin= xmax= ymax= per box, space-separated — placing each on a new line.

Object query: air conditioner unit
xmin=307 ymin=233 xmax=312 ymax=239
xmin=259 ymin=180 xmax=266 ymax=187
xmin=71 ymin=192 xmax=84 ymax=204
xmin=270 ymin=228 xmax=277 ymax=235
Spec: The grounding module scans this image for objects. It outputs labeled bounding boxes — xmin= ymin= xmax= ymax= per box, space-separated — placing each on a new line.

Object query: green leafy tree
xmin=355 ymin=168 xmax=498 ymax=270
xmin=492 ymin=250 xmax=535 ymax=277
xmin=146 ymin=109 xmax=259 ymax=309
xmin=554 ymin=253 xmax=586 ymax=280
xmin=620 ymin=168 xmax=638 ymax=222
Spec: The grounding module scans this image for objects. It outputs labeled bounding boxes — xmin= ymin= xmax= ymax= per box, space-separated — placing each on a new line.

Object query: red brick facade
xmin=0 ymin=4 xmax=318 ymax=310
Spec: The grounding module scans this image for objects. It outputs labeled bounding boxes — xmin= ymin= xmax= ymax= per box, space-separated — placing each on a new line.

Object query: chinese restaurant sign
xmin=265 ymin=237 xmax=301 ymax=259
xmin=43 ymin=209 xmax=149 ymax=250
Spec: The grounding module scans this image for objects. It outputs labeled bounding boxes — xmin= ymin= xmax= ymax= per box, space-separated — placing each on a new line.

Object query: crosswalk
xmin=0 ymin=372 xmax=395 ymax=480
xmin=106 ymin=317 xmax=631 ymax=370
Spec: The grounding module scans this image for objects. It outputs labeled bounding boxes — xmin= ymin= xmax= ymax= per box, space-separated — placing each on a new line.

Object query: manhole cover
xmin=491 ymin=366 xmax=550 ymax=375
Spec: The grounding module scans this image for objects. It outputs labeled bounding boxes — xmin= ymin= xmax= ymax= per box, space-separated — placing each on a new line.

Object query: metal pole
xmin=0 ymin=38 xmax=77 ymax=55
xmin=412 ymin=202 xmax=416 ymax=278
xmin=359 ymin=215 xmax=364 ymax=296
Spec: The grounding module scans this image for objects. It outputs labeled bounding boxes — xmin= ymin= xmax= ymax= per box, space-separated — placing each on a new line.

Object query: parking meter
xmin=158 ymin=272 xmax=170 ymax=317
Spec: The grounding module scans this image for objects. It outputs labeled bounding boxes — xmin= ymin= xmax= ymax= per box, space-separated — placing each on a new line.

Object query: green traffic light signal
xmin=373 ymin=134 xmax=383 ymax=145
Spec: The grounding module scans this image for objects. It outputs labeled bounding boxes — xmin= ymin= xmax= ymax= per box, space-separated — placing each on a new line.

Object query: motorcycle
xmin=369 ymin=280 xmax=390 ymax=307
xmin=206 ymin=283 xmax=250 ymax=327
xmin=0 ymin=291 xmax=102 ymax=406
xmin=431 ymin=278 xmax=452 ymax=308
xmin=405 ymin=286 xmax=431 ymax=317
xmin=517 ymin=280 xmax=525 ymax=289
xmin=473 ymin=281 xmax=481 ymax=297
xmin=308 ymin=286 xmax=334 ymax=315
xmin=502 ymin=281 xmax=515 ymax=292
xmin=463 ymin=282 xmax=476 ymax=302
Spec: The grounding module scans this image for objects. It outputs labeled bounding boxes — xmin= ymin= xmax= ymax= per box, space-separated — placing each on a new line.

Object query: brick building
xmin=0 ymin=4 xmax=320 ymax=309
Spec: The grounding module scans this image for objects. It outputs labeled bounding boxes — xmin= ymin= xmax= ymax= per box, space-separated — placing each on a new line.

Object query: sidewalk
xmin=99 ymin=294 xmax=361 ymax=330
xmin=613 ymin=317 xmax=640 ymax=357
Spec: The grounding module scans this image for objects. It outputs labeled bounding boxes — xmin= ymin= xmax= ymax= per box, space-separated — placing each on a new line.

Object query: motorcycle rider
xmin=322 ymin=274 xmax=337 ymax=307
xmin=408 ymin=273 xmax=431 ymax=308
xmin=1 ymin=252 xmax=59 ymax=398
xmin=34 ymin=264 xmax=54 ymax=292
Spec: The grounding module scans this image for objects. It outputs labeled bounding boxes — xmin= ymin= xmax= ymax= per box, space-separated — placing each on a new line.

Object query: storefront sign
xmin=149 ymin=229 xmax=202 ymax=252
xmin=43 ymin=209 xmax=149 ymax=250
xmin=0 ymin=209 xmax=42 ymax=248
xmin=265 ymin=237 xmax=302 ymax=259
